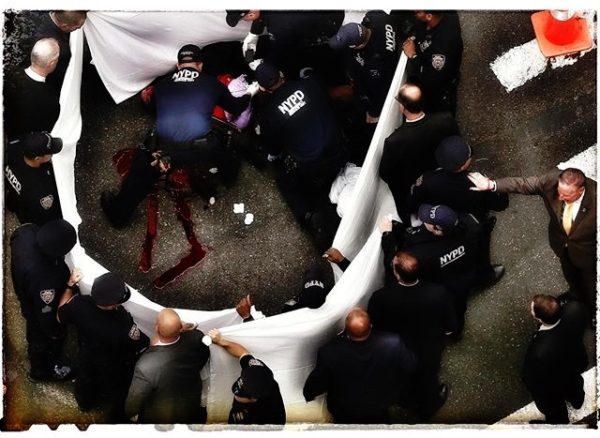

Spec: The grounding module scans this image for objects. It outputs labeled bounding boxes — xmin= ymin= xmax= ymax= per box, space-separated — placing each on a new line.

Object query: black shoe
xmin=567 ymin=388 xmax=585 ymax=410
xmin=417 ymin=384 xmax=448 ymax=420
xmin=492 ymin=264 xmax=505 ymax=281
xmin=29 ymin=364 xmax=75 ymax=382
xmin=529 ymin=419 xmax=548 ymax=424
xmin=437 ymin=384 xmax=448 ymax=407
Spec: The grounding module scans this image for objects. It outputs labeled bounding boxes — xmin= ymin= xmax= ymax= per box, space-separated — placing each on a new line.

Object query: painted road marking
xmin=491 ymin=11 xmax=596 ymax=92
xmin=557 ymin=144 xmax=597 ymax=181
xmin=493 ymin=367 xmax=597 ymax=425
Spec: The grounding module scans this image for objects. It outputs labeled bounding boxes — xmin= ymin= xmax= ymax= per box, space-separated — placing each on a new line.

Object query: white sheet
xmin=48 ymin=11 xmax=407 ymax=423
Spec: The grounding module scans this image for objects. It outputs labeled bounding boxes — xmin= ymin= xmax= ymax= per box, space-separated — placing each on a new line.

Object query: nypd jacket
xmin=259 ymin=77 xmax=336 ymax=162
xmin=10 ymin=223 xmax=70 ymax=339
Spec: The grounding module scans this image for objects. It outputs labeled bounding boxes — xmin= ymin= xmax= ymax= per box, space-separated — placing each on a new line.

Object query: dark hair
xmin=532 ymin=294 xmax=562 ymax=324
xmin=392 ymin=251 xmax=419 ymax=283
xmin=559 ymin=168 xmax=586 ymax=188
xmin=396 ymin=83 xmax=423 ymax=113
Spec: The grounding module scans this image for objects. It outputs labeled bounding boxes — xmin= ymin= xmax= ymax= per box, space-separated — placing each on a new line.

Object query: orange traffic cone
xmin=531 ymin=10 xmax=593 ymax=57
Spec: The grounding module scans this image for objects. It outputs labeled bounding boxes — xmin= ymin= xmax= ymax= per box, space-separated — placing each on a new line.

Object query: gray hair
xmin=31 ymin=38 xmax=60 ymax=69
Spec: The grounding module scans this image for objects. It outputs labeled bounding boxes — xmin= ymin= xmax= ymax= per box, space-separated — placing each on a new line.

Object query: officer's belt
xmin=157 ymin=135 xmax=210 ymax=152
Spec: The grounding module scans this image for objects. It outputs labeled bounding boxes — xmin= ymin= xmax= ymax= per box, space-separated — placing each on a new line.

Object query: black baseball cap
xmin=22 ymin=132 xmax=63 ymax=159
xmin=255 ymin=63 xmax=281 ymax=89
xmin=435 ymin=135 xmax=472 ymax=171
xmin=329 ymin=23 xmax=367 ymax=50
xmin=226 ymin=10 xmax=250 ymax=27
xmin=91 ymin=272 xmax=132 ymax=306
xmin=177 ymin=44 xmax=203 ymax=64
xmin=418 ymin=204 xmax=459 ymax=231
xmin=298 ymin=265 xmax=328 ymax=309
xmin=36 ymin=219 xmax=77 ymax=258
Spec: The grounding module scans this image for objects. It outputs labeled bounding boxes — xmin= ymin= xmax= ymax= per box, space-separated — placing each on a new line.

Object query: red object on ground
xmin=531 ymin=10 xmax=593 ymax=57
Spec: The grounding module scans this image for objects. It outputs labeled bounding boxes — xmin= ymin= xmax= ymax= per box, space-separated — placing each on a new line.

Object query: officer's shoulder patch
xmin=431 ymin=54 xmax=446 ymax=71
xmin=129 ymin=323 xmax=141 ymax=341
xmin=40 ymin=289 xmax=55 ymax=305
xmin=40 ymin=195 xmax=54 ymax=210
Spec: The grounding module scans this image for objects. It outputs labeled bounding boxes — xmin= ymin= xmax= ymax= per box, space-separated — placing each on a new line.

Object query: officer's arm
xmin=208 ymin=329 xmax=250 ymax=358
xmin=378 ymin=139 xmax=394 ymax=184
xmin=303 ymin=349 xmax=330 ymax=402
xmin=125 ymin=366 xmax=152 ymax=423
xmin=364 ymin=55 xmax=392 ymax=118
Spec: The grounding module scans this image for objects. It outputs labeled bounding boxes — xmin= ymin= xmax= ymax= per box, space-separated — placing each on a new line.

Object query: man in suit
xmin=303 ymin=307 xmax=416 ymax=424
xmin=125 ymin=309 xmax=210 ymax=424
xmin=379 ymin=83 xmax=460 ymax=212
xmin=522 ymin=294 xmax=588 ymax=424
xmin=368 ymin=251 xmax=457 ymax=419
xmin=468 ymin=168 xmax=597 ymax=315
xmin=4 ymin=38 xmax=61 ymax=140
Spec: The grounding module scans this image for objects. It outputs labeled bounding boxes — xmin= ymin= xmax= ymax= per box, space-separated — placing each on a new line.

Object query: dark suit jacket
xmin=496 ymin=169 xmax=596 ymax=269
xmin=522 ymin=302 xmax=588 ymax=397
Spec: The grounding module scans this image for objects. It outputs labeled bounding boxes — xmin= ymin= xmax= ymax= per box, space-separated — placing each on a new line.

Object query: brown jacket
xmin=496 ymin=168 xmax=596 ymax=269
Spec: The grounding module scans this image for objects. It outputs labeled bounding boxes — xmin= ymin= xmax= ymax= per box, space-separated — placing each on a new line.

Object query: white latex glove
xmin=242 ymin=33 xmax=259 ymax=58
xmin=248 ymin=58 xmax=264 ymax=71
xmin=246 ymin=81 xmax=260 ymax=97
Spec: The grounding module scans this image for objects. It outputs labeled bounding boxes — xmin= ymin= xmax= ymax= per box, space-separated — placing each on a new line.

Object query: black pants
xmin=25 ymin=319 xmax=64 ymax=380
xmin=531 ymin=374 xmax=584 ymax=424
xmin=276 ymin=154 xmax=342 ymax=225
xmin=559 ymin=252 xmax=596 ymax=314
xmin=75 ymin=352 xmax=135 ymax=422
xmin=104 ymin=134 xmax=235 ymax=224
xmin=409 ymin=342 xmax=445 ymax=418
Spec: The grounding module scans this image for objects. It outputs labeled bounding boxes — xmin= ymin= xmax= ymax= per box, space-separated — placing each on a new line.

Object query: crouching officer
xmin=10 ymin=219 xmax=80 ymax=381
xmin=58 ymin=272 xmax=149 ymax=422
xmin=101 ymin=44 xmax=260 ymax=228
xmin=387 ymin=204 xmax=483 ymax=336
xmin=254 ymin=62 xmax=346 ymax=250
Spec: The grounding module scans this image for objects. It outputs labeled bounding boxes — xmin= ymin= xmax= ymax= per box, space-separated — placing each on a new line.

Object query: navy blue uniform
xmin=346 ymin=11 xmax=399 ymax=118
xmin=101 ymin=67 xmax=250 ymax=226
xmin=408 ymin=12 xmax=463 ymax=114
xmin=58 ymin=295 xmax=149 ymax=421
xmin=4 ymin=139 xmax=63 ymax=226
xmin=228 ymin=355 xmax=286 ymax=425
xmin=387 ymin=214 xmax=483 ymax=332
xmin=10 ymin=224 xmax=70 ymax=380
xmin=259 ymin=77 xmax=345 ymax=227
xmin=250 ymin=11 xmax=344 ymax=81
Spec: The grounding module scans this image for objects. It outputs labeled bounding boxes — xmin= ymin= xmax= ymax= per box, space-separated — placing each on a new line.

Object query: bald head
xmin=156 ymin=308 xmax=182 ymax=340
xmin=345 ymin=307 xmax=372 ymax=341
xmin=396 ymin=83 xmax=423 ymax=114
xmin=31 ymin=38 xmax=60 ymax=74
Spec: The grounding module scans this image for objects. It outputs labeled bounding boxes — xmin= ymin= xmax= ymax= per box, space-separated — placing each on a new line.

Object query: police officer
xmin=101 ymin=44 xmax=259 ymax=228
xmin=392 ymin=204 xmax=483 ymax=336
xmin=225 ymin=10 xmax=344 ymax=82
xmin=57 ymin=272 xmax=150 ymax=421
xmin=328 ymin=11 xmax=399 ymax=163
xmin=4 ymin=131 xmax=64 ymax=226
xmin=254 ymin=62 xmax=345 ymax=248
xmin=208 ymin=328 xmax=286 ymax=425
xmin=403 ymin=135 xmax=508 ymax=286
xmin=10 ymin=219 xmax=79 ymax=381
xmin=402 ymin=11 xmax=463 ymax=115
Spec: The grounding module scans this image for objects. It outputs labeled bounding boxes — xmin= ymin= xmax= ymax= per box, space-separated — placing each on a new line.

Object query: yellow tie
xmin=562 ymin=202 xmax=574 ymax=235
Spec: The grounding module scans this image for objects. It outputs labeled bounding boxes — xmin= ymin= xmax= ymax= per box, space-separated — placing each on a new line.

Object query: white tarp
xmin=50 ymin=11 xmax=407 ymax=423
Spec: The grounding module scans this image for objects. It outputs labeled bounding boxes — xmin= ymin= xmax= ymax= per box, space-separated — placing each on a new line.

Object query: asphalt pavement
xmin=1 ymin=10 xmax=597 ymax=429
